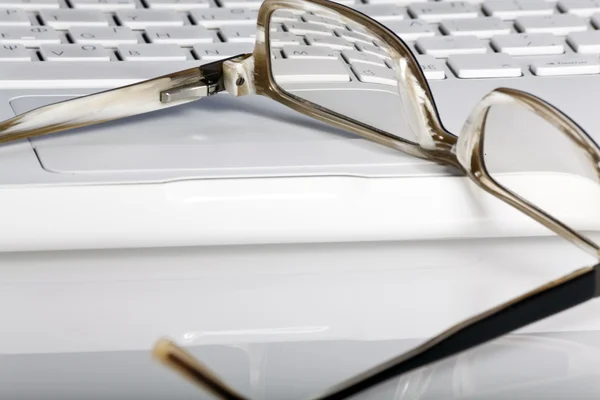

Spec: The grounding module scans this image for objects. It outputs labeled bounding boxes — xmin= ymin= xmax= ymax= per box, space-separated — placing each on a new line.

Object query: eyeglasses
xmin=2 ymin=0 xmax=600 ymax=397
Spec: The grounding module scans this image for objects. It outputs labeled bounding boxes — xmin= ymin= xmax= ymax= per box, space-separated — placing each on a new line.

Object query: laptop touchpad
xmin=10 ymin=93 xmax=442 ymax=178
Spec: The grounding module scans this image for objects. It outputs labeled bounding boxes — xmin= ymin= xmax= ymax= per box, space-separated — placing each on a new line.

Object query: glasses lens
xmin=482 ymin=102 xmax=600 ymax=233
xmin=267 ymin=7 xmax=418 ymax=143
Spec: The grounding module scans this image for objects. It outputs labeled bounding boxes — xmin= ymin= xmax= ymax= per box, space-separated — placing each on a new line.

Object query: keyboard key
xmin=351 ymin=5 xmax=406 ymax=21
xmin=0 ymin=9 xmax=29 ymax=26
xmin=218 ymin=0 xmax=262 ymax=9
xmin=70 ymin=0 xmax=135 ymax=10
xmin=558 ymin=0 xmax=600 ymax=17
xmin=328 ymin=0 xmax=358 ymax=5
xmin=408 ymin=2 xmax=478 ymax=23
xmin=39 ymin=9 xmax=109 ymax=29
xmin=0 ymin=26 xmax=61 ymax=46
xmin=334 ymin=29 xmax=375 ymax=45
xmin=483 ymin=0 xmax=554 ymax=20
xmin=145 ymin=26 xmax=214 ymax=45
xmin=589 ymin=14 xmax=600 ymax=29
xmin=530 ymin=56 xmax=600 ymax=75
xmin=220 ymin=24 xmax=254 ymax=42
xmin=342 ymin=49 xmax=386 ymax=66
xmin=269 ymin=32 xmax=303 ymax=46
xmin=69 ymin=26 xmax=138 ymax=47
xmin=355 ymin=42 xmax=391 ymax=59
xmin=0 ymin=0 xmax=58 ymax=9
xmin=439 ymin=17 xmax=511 ymax=39
xmin=118 ymin=43 xmax=188 ymax=60
xmin=351 ymin=63 xmax=396 ymax=86
xmin=145 ymin=0 xmax=210 ymax=9
xmin=0 ymin=43 xmax=31 ymax=60
xmin=447 ymin=53 xmax=521 ymax=78
xmin=270 ymin=10 xmax=300 ymax=23
xmin=515 ymin=14 xmax=588 ymax=35
xmin=416 ymin=55 xmax=445 ymax=79
xmin=282 ymin=21 xmax=333 ymax=36
xmin=491 ymin=33 xmax=564 ymax=55
xmin=416 ymin=35 xmax=487 ymax=58
xmin=366 ymin=0 xmax=425 ymax=4
xmin=567 ymin=30 xmax=600 ymax=53
xmin=192 ymin=42 xmax=252 ymax=60
xmin=301 ymin=14 xmax=346 ymax=28
xmin=190 ymin=8 xmax=257 ymax=29
xmin=382 ymin=19 xmax=436 ymax=41
xmin=282 ymin=45 xmax=337 ymax=59
xmin=115 ymin=10 xmax=184 ymax=29
xmin=305 ymin=34 xmax=354 ymax=50
xmin=271 ymin=58 xmax=350 ymax=83
xmin=39 ymin=43 xmax=111 ymax=61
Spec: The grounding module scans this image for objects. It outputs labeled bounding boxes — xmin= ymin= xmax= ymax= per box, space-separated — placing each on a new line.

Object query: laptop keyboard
xmin=0 ymin=0 xmax=600 ymax=83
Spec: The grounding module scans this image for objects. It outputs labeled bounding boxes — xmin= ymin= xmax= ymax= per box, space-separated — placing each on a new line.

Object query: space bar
xmin=0 ymin=61 xmax=205 ymax=89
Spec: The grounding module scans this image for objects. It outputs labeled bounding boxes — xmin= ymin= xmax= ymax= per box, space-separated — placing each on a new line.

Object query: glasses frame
xmin=151 ymin=0 xmax=600 ymax=397
xmin=252 ymin=0 xmax=459 ymax=165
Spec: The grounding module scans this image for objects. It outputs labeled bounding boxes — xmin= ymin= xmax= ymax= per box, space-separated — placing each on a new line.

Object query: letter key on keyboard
xmin=383 ymin=20 xmax=436 ymax=41
xmin=117 ymin=43 xmax=188 ymax=60
xmin=0 ymin=43 xmax=31 ymax=60
xmin=567 ymin=30 xmax=600 ymax=53
xmin=416 ymin=36 xmax=487 ymax=58
xmin=351 ymin=5 xmax=406 ymax=21
xmin=39 ymin=43 xmax=111 ymax=61
xmin=447 ymin=53 xmax=522 ymax=78
xmin=115 ymin=10 xmax=185 ymax=29
xmin=0 ymin=0 xmax=58 ymax=9
xmin=69 ymin=26 xmax=138 ymax=47
xmin=482 ymin=0 xmax=554 ymax=19
xmin=145 ymin=26 xmax=214 ymax=45
xmin=351 ymin=63 xmax=397 ymax=86
xmin=145 ymin=0 xmax=210 ymax=10
xmin=0 ymin=26 xmax=61 ymax=47
xmin=515 ymin=14 xmax=588 ymax=35
xmin=189 ymin=9 xmax=258 ymax=29
xmin=439 ymin=17 xmax=511 ymax=39
xmin=39 ymin=10 xmax=110 ymax=29
xmin=218 ymin=0 xmax=263 ymax=9
xmin=271 ymin=58 xmax=350 ymax=83
xmin=491 ymin=33 xmax=565 ymax=55
xmin=558 ymin=0 xmax=600 ymax=17
xmin=342 ymin=49 xmax=387 ymax=66
xmin=416 ymin=55 xmax=446 ymax=80
xmin=283 ymin=45 xmax=337 ymax=59
xmin=0 ymin=9 xmax=30 ymax=26
xmin=69 ymin=0 xmax=135 ymax=10
xmin=408 ymin=2 xmax=478 ymax=23
xmin=192 ymin=42 xmax=253 ymax=60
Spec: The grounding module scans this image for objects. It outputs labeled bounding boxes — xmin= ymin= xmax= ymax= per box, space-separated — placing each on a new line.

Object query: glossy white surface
xmin=2 ymin=236 xmax=600 ymax=398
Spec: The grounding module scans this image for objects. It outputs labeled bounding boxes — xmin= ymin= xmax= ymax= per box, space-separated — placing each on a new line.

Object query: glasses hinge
xmin=160 ymin=80 xmax=220 ymax=104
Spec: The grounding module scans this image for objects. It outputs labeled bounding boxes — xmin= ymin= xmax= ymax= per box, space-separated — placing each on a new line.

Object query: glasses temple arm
xmin=315 ymin=263 xmax=600 ymax=400
xmin=0 ymin=54 xmax=252 ymax=145
xmin=152 ymin=338 xmax=249 ymax=400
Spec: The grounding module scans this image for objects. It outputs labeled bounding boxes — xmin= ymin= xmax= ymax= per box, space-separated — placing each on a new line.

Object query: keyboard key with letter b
xmin=117 ymin=43 xmax=188 ymax=60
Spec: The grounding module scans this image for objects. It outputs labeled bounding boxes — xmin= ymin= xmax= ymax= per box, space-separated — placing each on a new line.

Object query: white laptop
xmin=2 ymin=0 xmax=600 ymax=252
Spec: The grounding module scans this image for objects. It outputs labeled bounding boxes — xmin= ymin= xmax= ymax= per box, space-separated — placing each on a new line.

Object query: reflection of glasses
xmin=3 ymin=0 xmax=600 ymax=396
